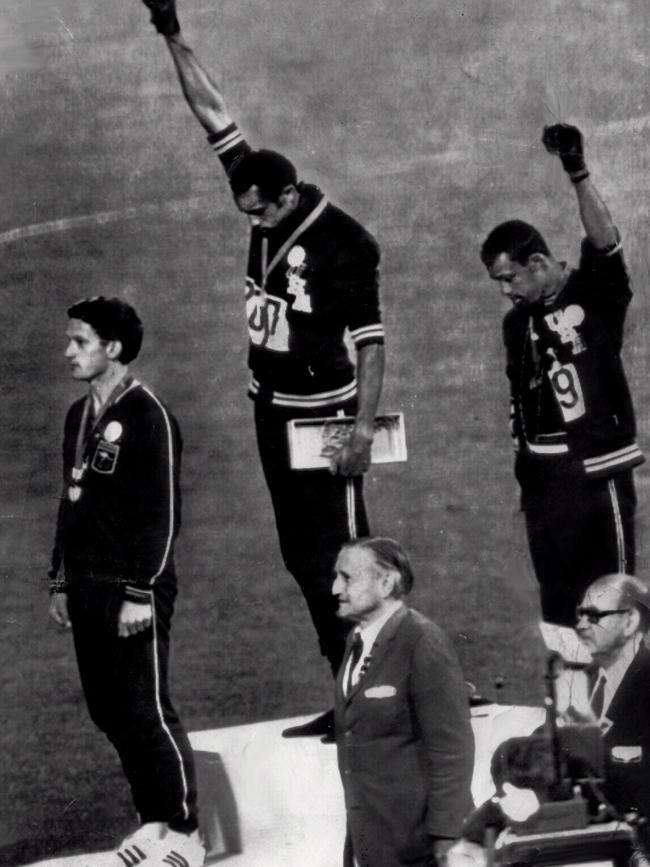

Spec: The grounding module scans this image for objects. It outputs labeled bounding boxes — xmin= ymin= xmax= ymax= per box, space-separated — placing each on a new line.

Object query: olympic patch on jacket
xmin=91 ymin=440 xmax=120 ymax=474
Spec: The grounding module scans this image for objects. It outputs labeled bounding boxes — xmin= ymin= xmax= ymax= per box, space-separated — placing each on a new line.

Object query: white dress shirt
xmin=593 ymin=633 xmax=643 ymax=721
xmin=343 ymin=600 xmax=404 ymax=694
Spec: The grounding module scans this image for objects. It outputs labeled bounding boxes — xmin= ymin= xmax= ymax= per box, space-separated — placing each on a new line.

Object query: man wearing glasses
xmin=575 ymin=573 xmax=650 ymax=857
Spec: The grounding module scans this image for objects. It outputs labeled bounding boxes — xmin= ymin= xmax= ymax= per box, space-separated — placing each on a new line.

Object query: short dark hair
xmin=344 ymin=537 xmax=415 ymax=598
xmin=229 ymin=149 xmax=298 ymax=202
xmin=480 ymin=220 xmax=551 ymax=268
xmin=67 ymin=296 xmax=143 ymax=363
xmin=491 ymin=735 xmax=557 ymax=798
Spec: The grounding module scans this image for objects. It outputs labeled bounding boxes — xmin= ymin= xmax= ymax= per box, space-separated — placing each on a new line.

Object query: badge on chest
xmin=543 ymin=304 xmax=586 ymax=356
xmin=91 ymin=422 xmax=123 ymax=475
xmin=286 ymin=245 xmax=312 ymax=313
xmin=92 ymin=440 xmax=120 ymax=474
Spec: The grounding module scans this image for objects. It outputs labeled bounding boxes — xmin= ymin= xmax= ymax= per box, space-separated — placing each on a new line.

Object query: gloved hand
xmin=542 ymin=123 xmax=589 ymax=182
xmin=141 ymin=0 xmax=180 ymax=37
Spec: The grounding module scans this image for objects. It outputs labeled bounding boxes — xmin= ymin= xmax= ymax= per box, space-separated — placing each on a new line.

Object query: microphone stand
xmin=544 ymin=651 xmax=567 ymax=797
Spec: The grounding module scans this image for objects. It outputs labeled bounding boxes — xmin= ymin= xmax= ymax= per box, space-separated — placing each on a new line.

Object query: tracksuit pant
xmin=67 ymin=573 xmax=198 ymax=832
xmin=523 ymin=469 xmax=636 ymax=627
xmin=254 ymin=399 xmax=369 ymax=674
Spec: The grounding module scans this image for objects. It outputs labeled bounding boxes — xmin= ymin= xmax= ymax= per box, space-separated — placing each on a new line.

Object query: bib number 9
xmin=548 ymin=361 xmax=585 ymax=423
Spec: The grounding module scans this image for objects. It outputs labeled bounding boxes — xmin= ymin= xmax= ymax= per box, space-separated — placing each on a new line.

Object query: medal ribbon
xmin=70 ymin=375 xmax=134 ymax=488
xmin=261 ymin=196 xmax=328 ymax=289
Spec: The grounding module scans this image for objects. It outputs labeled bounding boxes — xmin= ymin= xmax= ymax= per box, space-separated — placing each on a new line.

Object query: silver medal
xmin=68 ymin=485 xmax=82 ymax=502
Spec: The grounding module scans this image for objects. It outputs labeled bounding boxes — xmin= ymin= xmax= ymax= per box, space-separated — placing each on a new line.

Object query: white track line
xmin=0 ymin=195 xmax=211 ymax=246
xmin=596 ymin=114 xmax=650 ymax=134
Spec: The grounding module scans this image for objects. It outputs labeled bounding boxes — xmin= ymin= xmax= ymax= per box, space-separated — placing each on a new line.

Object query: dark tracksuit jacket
xmin=205 ymin=123 xmax=385 ymax=671
xmin=49 ymin=377 xmax=198 ymax=831
xmin=503 ymin=236 xmax=644 ymax=625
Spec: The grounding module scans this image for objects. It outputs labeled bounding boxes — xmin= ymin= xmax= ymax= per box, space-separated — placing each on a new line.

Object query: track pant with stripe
xmin=523 ymin=469 xmax=636 ymax=627
xmin=67 ymin=573 xmax=198 ymax=832
xmin=255 ymin=400 xmax=369 ymax=674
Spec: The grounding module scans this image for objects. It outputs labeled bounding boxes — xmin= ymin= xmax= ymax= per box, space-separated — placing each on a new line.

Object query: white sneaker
xmin=158 ymin=829 xmax=205 ymax=867
xmin=101 ymin=823 xmax=168 ymax=866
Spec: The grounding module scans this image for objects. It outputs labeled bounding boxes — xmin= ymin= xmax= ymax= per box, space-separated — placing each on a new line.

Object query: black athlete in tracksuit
xmin=504 ymin=236 xmax=644 ymax=626
xmin=210 ymin=124 xmax=385 ymax=672
xmin=49 ymin=378 xmax=198 ymax=832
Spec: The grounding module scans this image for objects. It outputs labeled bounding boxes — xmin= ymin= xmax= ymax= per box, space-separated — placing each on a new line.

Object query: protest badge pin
xmin=103 ymin=421 xmax=123 ymax=443
xmin=287 ymin=245 xmax=306 ymax=268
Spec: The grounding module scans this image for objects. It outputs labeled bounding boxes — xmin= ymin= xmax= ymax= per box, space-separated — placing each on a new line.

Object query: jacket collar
xmin=342 ymin=605 xmax=408 ymax=703
xmin=603 ymin=644 xmax=650 ymax=723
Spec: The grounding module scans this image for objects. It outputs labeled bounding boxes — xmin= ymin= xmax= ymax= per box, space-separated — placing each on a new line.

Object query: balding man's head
xmin=575 ymin=574 xmax=650 ymax=664
xmin=583 ymin=574 xmax=650 ymax=632
xmin=343 ymin=537 xmax=415 ymax=599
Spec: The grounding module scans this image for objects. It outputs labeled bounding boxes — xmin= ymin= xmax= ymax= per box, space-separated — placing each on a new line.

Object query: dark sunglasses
xmin=575 ymin=607 xmax=630 ymax=625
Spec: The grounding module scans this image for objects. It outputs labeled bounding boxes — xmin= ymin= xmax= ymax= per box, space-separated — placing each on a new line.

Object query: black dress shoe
xmin=469 ymin=694 xmax=492 ymax=707
xmin=282 ymin=709 xmax=334 ymax=738
xmin=466 ymin=680 xmax=491 ymax=707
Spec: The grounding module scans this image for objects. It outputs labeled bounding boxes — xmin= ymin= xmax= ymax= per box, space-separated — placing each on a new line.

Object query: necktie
xmin=345 ymin=633 xmax=363 ymax=695
xmin=590 ymin=673 xmax=606 ymax=720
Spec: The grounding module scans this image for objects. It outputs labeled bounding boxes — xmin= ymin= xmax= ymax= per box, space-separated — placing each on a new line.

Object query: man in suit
xmin=575 ymin=573 xmax=650 ymax=855
xmin=332 ymin=537 xmax=475 ymax=867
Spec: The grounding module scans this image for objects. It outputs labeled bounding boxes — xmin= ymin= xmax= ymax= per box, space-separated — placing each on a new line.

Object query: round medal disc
xmin=68 ymin=485 xmax=82 ymax=502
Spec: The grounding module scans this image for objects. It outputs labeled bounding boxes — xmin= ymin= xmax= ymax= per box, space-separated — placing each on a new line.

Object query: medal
xmin=68 ymin=485 xmax=82 ymax=502
xmin=67 ymin=375 xmax=132 ymax=505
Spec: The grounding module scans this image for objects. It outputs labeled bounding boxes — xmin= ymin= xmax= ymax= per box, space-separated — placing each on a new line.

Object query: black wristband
xmin=559 ymin=152 xmax=587 ymax=176
xmin=569 ymin=169 xmax=590 ymax=184
xmin=147 ymin=2 xmax=180 ymax=37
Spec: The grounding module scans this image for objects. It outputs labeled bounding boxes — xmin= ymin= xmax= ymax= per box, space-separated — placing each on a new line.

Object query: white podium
xmin=30 ymin=705 xmax=545 ymax=866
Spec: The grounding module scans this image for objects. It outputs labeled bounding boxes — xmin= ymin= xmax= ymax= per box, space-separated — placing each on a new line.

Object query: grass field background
xmin=1 ymin=0 xmax=650 ymax=863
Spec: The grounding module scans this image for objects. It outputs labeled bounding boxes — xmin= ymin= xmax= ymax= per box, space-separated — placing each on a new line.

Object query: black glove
xmin=141 ymin=0 xmax=180 ymax=36
xmin=542 ymin=123 xmax=589 ymax=181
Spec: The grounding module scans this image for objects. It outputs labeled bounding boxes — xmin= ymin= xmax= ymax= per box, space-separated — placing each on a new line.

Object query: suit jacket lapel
xmin=605 ymin=646 xmax=650 ymax=727
xmin=336 ymin=631 xmax=356 ymax=704
xmin=344 ymin=606 xmax=408 ymax=704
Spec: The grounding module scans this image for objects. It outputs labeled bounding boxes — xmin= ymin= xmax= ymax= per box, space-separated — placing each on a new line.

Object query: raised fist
xmin=141 ymin=0 xmax=180 ymax=37
xmin=542 ymin=123 xmax=587 ymax=177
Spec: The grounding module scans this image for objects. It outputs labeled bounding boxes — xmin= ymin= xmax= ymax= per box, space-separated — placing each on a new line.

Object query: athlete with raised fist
xmin=480 ymin=124 xmax=644 ymax=626
xmin=138 ymin=0 xmax=386 ymax=739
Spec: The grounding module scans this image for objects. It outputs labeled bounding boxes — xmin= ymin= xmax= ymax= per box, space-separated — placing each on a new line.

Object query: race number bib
xmin=547 ymin=359 xmax=585 ymax=423
xmin=245 ymin=278 xmax=290 ymax=352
